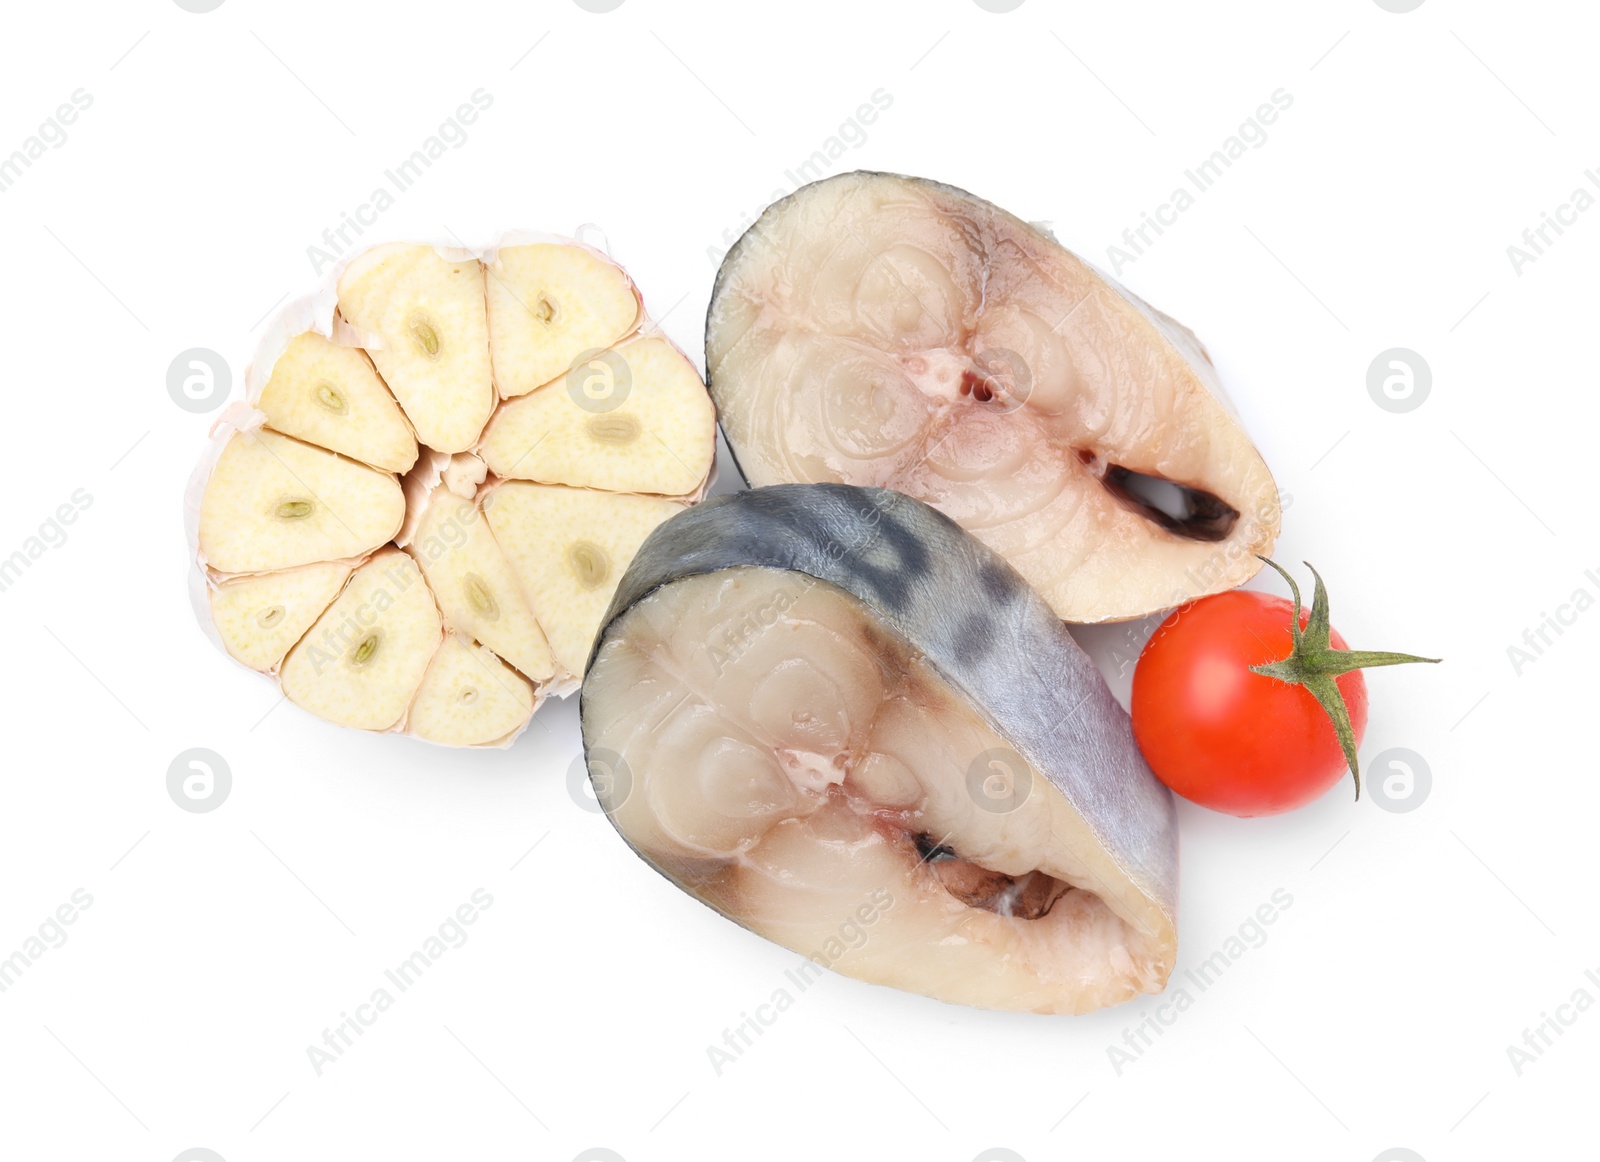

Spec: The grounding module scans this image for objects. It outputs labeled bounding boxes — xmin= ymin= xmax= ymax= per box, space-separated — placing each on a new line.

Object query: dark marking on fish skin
xmin=601 ymin=487 xmax=938 ymax=644
xmin=952 ymin=612 xmax=996 ymax=664
xmin=837 ymin=504 xmax=929 ymax=613
xmin=977 ymin=559 xmax=1022 ymax=604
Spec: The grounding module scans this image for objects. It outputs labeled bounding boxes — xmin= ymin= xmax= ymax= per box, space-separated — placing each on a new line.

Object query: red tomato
xmin=1131 ymin=590 xmax=1368 ymax=817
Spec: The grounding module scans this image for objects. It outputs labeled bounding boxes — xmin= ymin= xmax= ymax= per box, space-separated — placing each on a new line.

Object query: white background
xmin=0 ymin=1 xmax=1592 ymax=1160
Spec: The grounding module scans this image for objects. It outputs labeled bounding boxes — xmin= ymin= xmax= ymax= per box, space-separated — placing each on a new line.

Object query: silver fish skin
xmin=583 ymin=484 xmax=1178 ymax=1013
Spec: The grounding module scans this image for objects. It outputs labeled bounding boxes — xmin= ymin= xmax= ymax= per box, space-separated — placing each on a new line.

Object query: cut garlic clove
xmin=209 ymin=561 xmax=352 ymax=672
xmin=337 ymin=245 xmax=494 ymax=454
xmin=190 ymin=232 xmax=716 ymax=745
xmin=254 ymin=332 xmax=419 ymax=474
xmin=280 ymin=549 xmax=441 ymax=731
xmin=479 ymin=336 xmax=715 ymax=496
xmin=485 ymin=243 xmax=640 ymax=398
xmin=484 ymin=482 xmax=684 ymax=678
xmin=409 ymin=634 xmax=537 ymax=747
xmin=407 ymin=489 xmax=557 ymax=684
xmin=198 ymin=429 xmax=404 ymax=574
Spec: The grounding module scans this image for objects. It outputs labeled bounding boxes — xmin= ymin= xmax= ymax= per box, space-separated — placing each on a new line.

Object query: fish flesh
xmin=705 ymin=171 xmax=1281 ymax=623
xmin=581 ymin=484 xmax=1177 ymax=1014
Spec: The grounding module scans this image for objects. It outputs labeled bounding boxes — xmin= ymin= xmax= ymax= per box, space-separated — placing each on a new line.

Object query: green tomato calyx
xmin=1248 ymin=558 xmax=1440 ymax=801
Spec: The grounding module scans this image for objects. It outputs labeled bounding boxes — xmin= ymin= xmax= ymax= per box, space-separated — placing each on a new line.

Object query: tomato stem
xmin=1247 ymin=558 xmax=1440 ymax=800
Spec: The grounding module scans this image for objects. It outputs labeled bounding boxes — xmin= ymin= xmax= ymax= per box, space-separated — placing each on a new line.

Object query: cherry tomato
xmin=1131 ymin=590 xmax=1367 ymax=817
